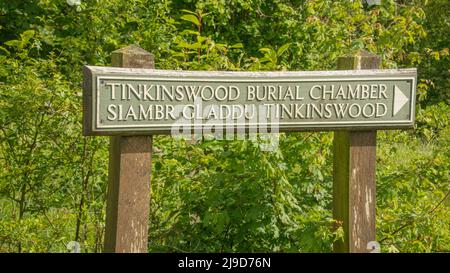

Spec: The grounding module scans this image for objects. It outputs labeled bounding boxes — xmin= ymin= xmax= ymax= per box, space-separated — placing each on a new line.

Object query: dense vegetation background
xmin=0 ymin=0 xmax=448 ymax=253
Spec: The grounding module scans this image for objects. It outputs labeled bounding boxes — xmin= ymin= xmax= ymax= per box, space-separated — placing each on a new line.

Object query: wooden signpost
xmin=82 ymin=46 xmax=416 ymax=253
xmin=97 ymin=45 xmax=154 ymax=253
xmin=334 ymin=51 xmax=381 ymax=253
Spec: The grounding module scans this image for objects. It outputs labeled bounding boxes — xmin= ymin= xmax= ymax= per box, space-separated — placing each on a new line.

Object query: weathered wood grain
xmin=104 ymin=45 xmax=154 ymax=253
xmin=333 ymin=50 xmax=379 ymax=253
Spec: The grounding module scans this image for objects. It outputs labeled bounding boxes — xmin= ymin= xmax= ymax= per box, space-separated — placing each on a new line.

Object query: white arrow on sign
xmin=393 ymin=85 xmax=409 ymax=116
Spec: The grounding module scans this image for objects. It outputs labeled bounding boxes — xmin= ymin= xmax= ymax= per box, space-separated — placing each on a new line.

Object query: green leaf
xmin=180 ymin=29 xmax=200 ymax=36
xmin=259 ymin=48 xmax=272 ymax=53
xmin=181 ymin=9 xmax=197 ymax=15
xmin=0 ymin=46 xmax=9 ymax=55
xmin=230 ymin=43 xmax=243 ymax=49
xmin=180 ymin=15 xmax=200 ymax=27
xmin=4 ymin=40 xmax=21 ymax=49
xmin=277 ymin=43 xmax=291 ymax=56
xmin=21 ymin=30 xmax=35 ymax=43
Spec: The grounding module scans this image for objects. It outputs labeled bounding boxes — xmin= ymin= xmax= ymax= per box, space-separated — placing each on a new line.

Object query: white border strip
xmin=92 ymin=74 xmax=416 ymax=131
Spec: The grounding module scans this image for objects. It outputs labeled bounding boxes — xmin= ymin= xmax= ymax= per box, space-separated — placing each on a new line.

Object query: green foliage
xmin=150 ymin=133 xmax=339 ymax=252
xmin=377 ymin=112 xmax=450 ymax=252
xmin=0 ymin=34 xmax=108 ymax=252
xmin=0 ymin=0 xmax=448 ymax=253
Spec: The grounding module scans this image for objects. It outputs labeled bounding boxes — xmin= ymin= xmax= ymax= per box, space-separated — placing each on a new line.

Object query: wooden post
xmin=104 ymin=45 xmax=155 ymax=253
xmin=333 ymin=50 xmax=381 ymax=253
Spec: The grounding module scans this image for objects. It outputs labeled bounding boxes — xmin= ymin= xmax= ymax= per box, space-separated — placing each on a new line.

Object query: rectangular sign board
xmin=83 ymin=66 xmax=416 ymax=135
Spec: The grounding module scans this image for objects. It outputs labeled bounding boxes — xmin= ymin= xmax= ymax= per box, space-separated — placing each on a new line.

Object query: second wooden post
xmin=333 ymin=50 xmax=381 ymax=253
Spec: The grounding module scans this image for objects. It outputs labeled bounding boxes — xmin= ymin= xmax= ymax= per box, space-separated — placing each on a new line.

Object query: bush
xmin=0 ymin=0 xmax=448 ymax=252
